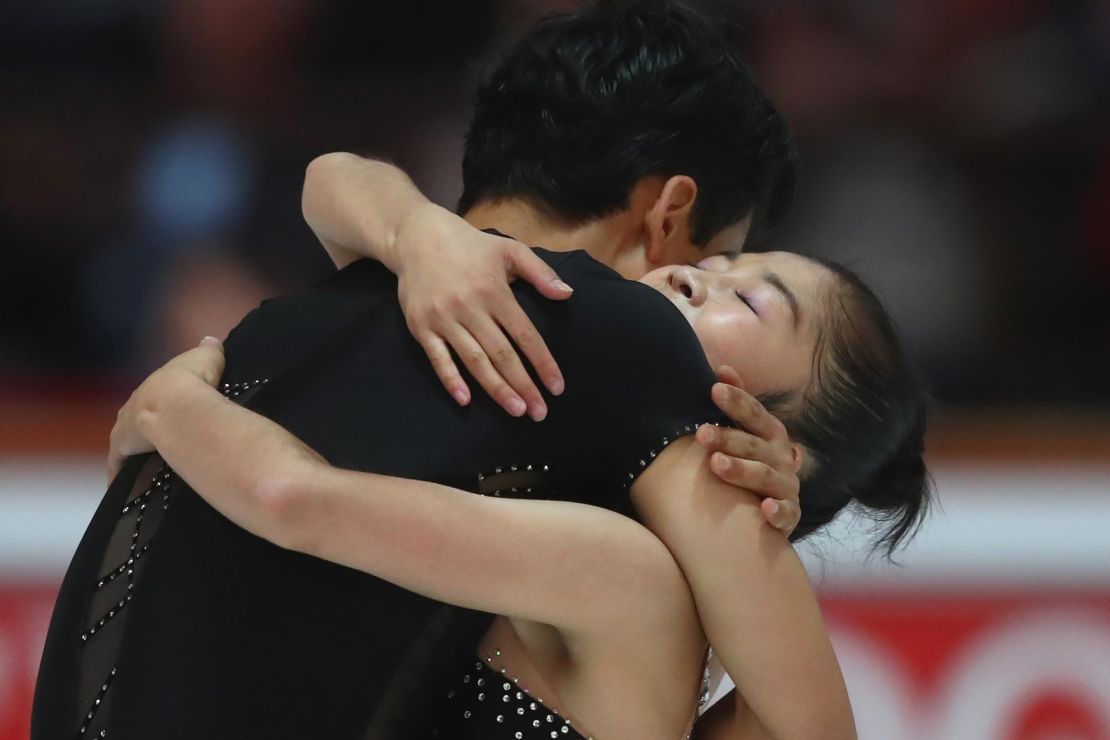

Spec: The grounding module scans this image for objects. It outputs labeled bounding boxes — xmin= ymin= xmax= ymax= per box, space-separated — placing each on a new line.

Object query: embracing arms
xmin=112 ymin=341 xmax=852 ymax=739
xmin=303 ymin=153 xmax=569 ymax=418
xmin=112 ymin=342 xmax=688 ymax=634
xmin=301 ymin=153 xmax=802 ymax=528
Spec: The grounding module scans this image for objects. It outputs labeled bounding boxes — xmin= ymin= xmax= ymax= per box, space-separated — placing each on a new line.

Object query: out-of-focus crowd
xmin=1 ymin=0 xmax=1107 ymax=409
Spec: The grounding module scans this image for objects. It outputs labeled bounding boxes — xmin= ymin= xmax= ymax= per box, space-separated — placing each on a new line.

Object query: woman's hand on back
xmin=695 ymin=365 xmax=803 ymax=536
xmin=106 ymin=337 xmax=226 ymax=484
xmin=393 ymin=204 xmax=573 ymax=421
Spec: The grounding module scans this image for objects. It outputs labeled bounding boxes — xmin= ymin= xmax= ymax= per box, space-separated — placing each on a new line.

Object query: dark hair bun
xmin=856 ymin=412 xmax=932 ymax=554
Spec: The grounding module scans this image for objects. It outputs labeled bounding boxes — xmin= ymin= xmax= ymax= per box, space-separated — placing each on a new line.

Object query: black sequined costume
xmin=33 ymin=246 xmax=727 ymax=740
xmin=430 ymin=656 xmax=588 ymax=740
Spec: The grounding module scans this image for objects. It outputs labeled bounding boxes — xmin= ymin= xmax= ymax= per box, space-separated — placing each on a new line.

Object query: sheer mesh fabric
xmin=69 ymin=382 xmax=266 ymax=738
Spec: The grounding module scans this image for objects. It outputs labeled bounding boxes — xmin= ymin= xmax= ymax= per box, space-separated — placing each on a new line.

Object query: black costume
xmin=430 ymin=657 xmax=587 ymax=739
xmin=33 ymin=247 xmax=726 ymax=739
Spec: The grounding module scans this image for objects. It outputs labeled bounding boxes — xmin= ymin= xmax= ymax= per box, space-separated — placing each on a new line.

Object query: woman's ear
xmin=644 ymin=175 xmax=697 ymax=264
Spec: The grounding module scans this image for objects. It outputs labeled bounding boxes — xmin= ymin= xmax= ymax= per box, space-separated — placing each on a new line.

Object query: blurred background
xmin=1 ymin=0 xmax=1108 ymax=737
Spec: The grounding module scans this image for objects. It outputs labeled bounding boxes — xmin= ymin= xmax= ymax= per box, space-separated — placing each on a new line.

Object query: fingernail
xmin=768 ymin=500 xmax=780 ymax=515
xmin=712 ymin=384 xmax=728 ymax=404
xmin=530 ymin=403 xmax=548 ymax=422
xmin=551 ymin=279 xmax=574 ymax=293
xmin=200 ymin=336 xmax=221 ymax=346
xmin=700 ymin=426 xmax=717 ymax=444
xmin=452 ymin=388 xmax=470 ymax=406
xmin=548 ymin=377 xmax=565 ymax=395
xmin=507 ymin=397 xmax=527 ymax=416
xmin=713 ymin=453 xmax=731 ymax=471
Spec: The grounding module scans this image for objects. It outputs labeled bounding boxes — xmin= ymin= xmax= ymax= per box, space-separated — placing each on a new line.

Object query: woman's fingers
xmin=465 ymin=313 xmax=548 ymax=421
xmin=440 ymin=324 xmax=530 ymax=418
xmin=417 ymin=332 xmax=471 ymax=406
xmin=507 ymin=242 xmax=574 ymax=302
xmin=398 ymin=238 xmax=565 ymax=417
xmin=495 ymin=298 xmax=564 ymax=397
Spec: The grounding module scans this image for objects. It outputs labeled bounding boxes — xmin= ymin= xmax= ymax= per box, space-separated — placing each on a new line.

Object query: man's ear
xmin=644 ymin=175 xmax=697 ymax=264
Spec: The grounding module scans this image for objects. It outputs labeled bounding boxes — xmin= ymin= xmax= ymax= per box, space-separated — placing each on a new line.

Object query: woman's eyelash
xmin=735 ymin=290 xmax=757 ymax=313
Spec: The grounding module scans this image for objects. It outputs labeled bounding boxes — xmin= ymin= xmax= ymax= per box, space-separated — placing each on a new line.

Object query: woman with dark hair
xmin=109 ymin=222 xmax=929 ymax=739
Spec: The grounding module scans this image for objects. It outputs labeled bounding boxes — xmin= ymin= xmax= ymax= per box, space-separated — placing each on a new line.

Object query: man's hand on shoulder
xmin=393 ymin=204 xmax=573 ymax=421
xmin=695 ymin=365 xmax=803 ymax=536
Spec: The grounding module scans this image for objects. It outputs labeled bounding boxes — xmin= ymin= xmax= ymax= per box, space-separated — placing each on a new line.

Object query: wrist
xmin=134 ymin=370 xmax=212 ymax=443
xmin=389 ymin=201 xmax=456 ymax=275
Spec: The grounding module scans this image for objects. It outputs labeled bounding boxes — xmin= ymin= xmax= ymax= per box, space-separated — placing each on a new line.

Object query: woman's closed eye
xmin=735 ymin=290 xmax=758 ymax=315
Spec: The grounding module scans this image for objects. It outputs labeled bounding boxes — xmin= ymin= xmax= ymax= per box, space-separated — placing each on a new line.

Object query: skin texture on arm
xmin=693 ymin=690 xmax=777 ymax=740
xmin=302 ymin=153 xmax=436 ymax=272
xmin=631 ymin=437 xmax=857 ymax=740
xmin=132 ymin=362 xmax=689 ymax=637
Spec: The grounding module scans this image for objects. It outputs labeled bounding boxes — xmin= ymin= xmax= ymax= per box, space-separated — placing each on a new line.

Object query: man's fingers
xmin=697 ymin=424 xmax=794 ymax=478
xmin=762 ymin=497 xmax=800 ymax=536
xmin=419 ymin=333 xmax=471 ymax=406
xmin=508 ymin=245 xmax=573 ymax=301
xmin=711 ymin=382 xmax=784 ymax=441
xmin=443 ymin=325 xmax=529 ymax=418
xmin=498 ymin=300 xmax=564 ymax=396
xmin=715 ymin=364 xmax=743 ymax=387
xmin=709 ymin=453 xmax=795 ymax=500
xmin=467 ymin=315 xmax=548 ymax=421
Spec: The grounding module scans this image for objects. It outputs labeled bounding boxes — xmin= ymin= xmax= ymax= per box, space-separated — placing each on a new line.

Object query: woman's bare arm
xmin=127 ymin=346 xmax=689 ymax=637
xmin=302 ymin=152 xmax=570 ymax=416
xmin=631 ymin=437 xmax=857 ymax=740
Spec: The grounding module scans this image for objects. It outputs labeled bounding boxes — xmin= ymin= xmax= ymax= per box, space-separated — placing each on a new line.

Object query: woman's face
xmin=639 ymin=252 xmax=832 ymax=397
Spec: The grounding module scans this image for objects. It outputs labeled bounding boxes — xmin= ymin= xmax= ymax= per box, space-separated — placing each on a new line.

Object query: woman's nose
xmin=669 ymin=266 xmax=707 ymax=306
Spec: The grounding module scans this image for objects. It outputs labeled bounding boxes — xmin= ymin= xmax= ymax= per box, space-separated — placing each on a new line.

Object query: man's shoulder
xmin=529 ymin=249 xmax=699 ymax=359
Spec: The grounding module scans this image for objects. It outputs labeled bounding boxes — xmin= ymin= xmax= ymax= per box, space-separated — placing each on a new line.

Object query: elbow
xmin=304 ymin=151 xmax=357 ymax=178
xmin=251 ymin=470 xmax=316 ymax=554
xmin=303 ymin=153 xmax=358 ymax=203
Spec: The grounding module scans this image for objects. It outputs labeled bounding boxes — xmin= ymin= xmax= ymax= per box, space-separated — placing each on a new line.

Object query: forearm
xmin=134 ymin=371 xmax=326 ymax=550
xmin=302 ymin=152 xmax=447 ymax=271
xmin=133 ymin=371 xmax=661 ymax=629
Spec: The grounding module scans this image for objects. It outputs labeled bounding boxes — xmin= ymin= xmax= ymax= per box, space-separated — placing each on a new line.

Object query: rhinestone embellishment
xmin=438 ymin=650 xmax=586 ymax=738
xmin=621 ymin=421 xmax=720 ymax=489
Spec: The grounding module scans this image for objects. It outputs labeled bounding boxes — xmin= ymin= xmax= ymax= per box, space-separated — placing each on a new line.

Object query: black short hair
xmin=459 ymin=0 xmax=796 ymax=245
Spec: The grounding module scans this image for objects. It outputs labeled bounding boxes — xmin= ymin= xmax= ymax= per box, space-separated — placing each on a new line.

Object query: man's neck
xmin=463 ymin=199 xmax=638 ymax=268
